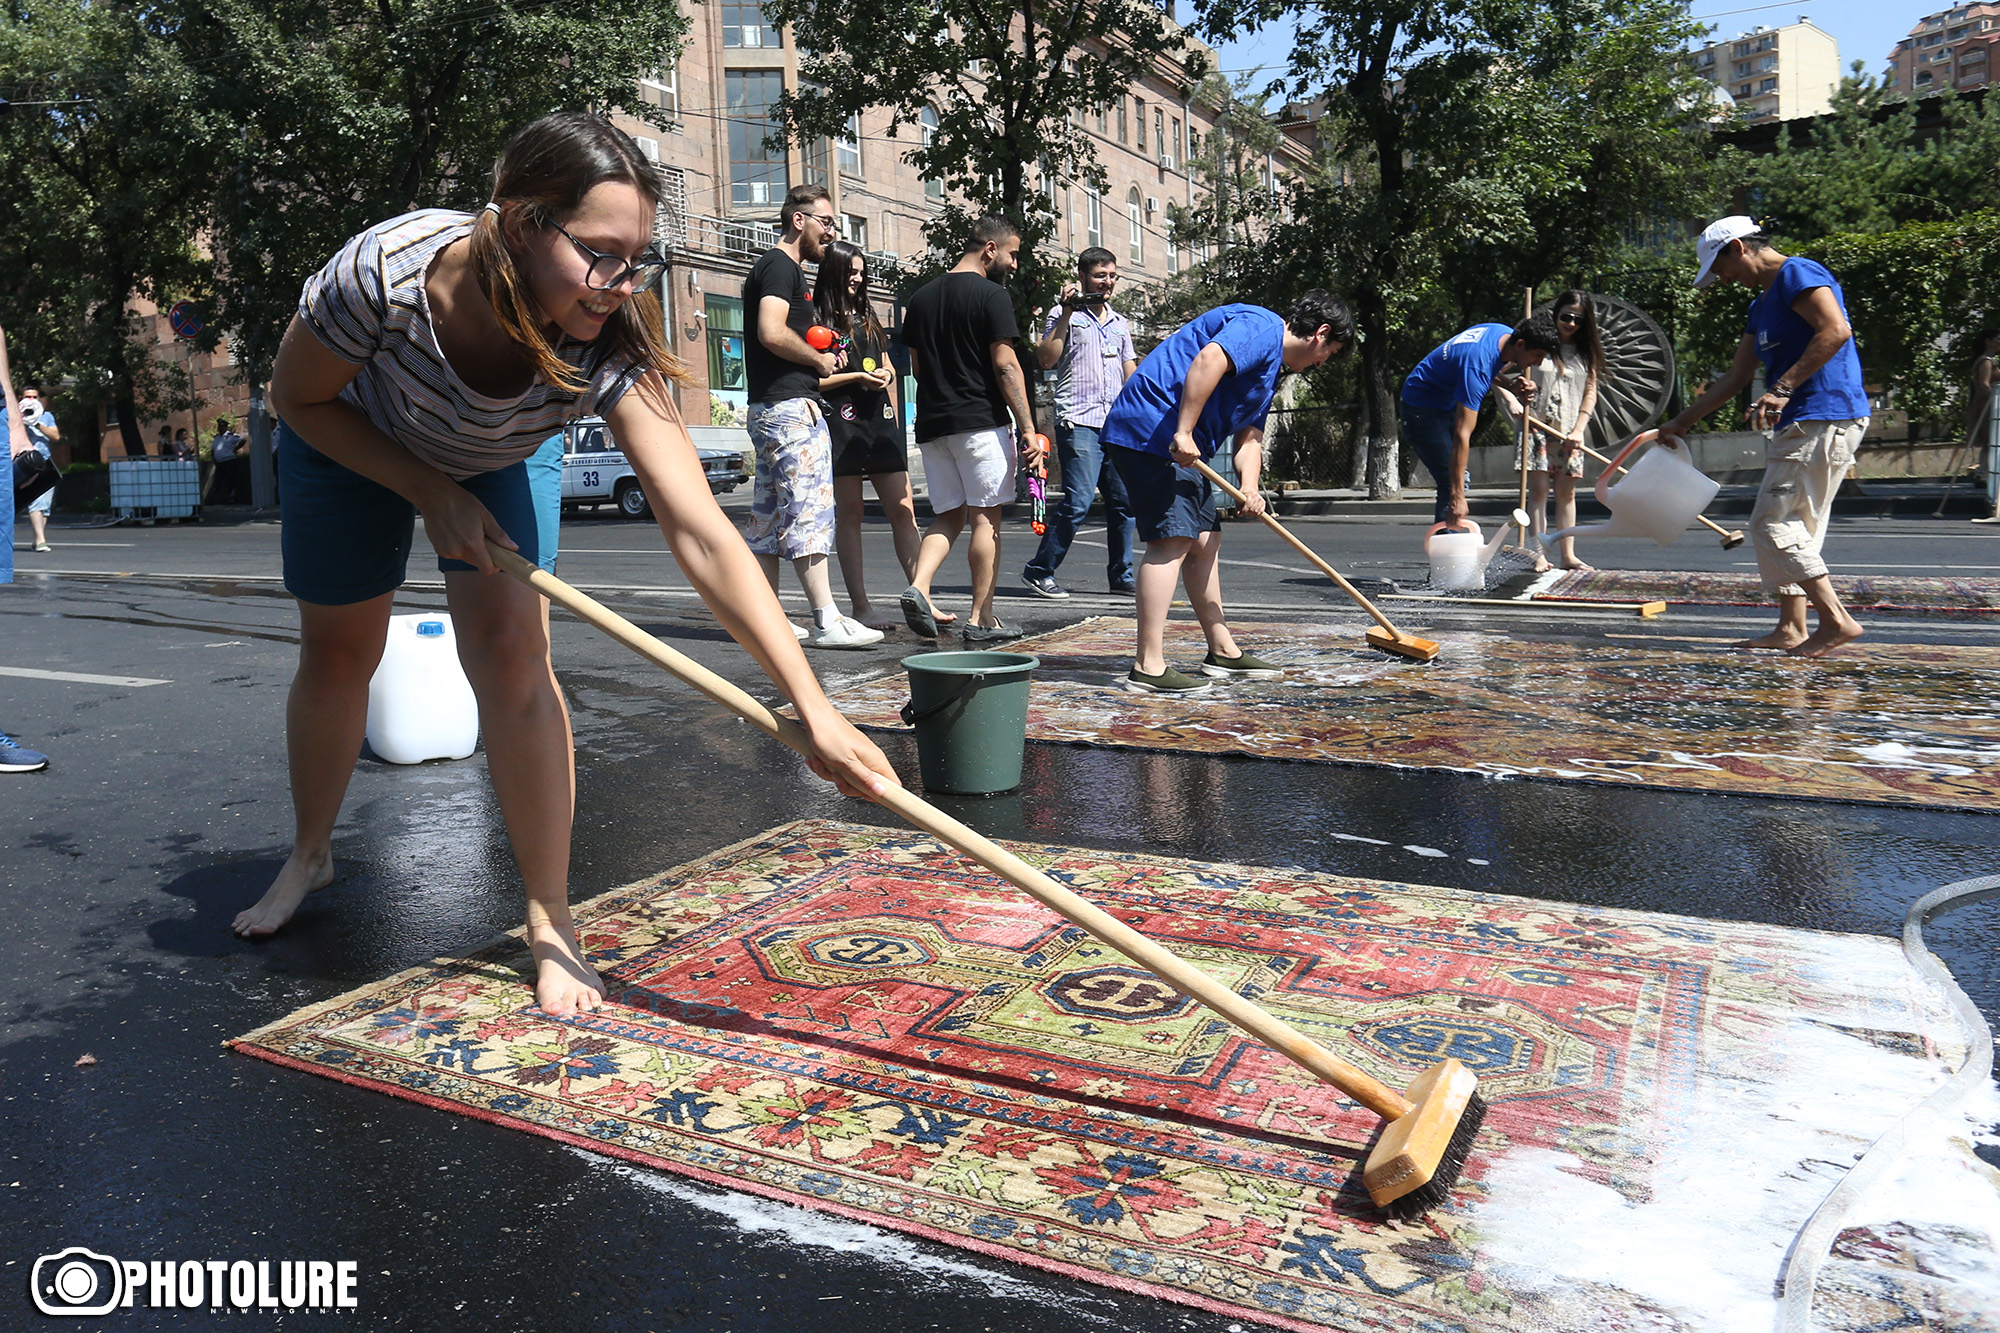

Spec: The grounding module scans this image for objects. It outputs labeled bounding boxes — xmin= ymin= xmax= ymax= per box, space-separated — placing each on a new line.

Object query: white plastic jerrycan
xmin=366 ymin=615 xmax=480 ymax=764
xmin=1424 ymin=508 xmax=1531 ymax=591
xmin=1547 ymin=429 xmax=1720 ymax=547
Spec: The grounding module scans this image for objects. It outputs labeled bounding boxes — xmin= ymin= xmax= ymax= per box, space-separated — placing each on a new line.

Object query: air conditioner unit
xmin=1145 ymin=196 xmax=1159 ymax=214
xmin=1158 ymin=153 xmax=1176 ymax=170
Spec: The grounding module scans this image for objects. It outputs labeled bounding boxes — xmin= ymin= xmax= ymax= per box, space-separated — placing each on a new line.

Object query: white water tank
xmin=366 ymin=615 xmax=480 ymax=764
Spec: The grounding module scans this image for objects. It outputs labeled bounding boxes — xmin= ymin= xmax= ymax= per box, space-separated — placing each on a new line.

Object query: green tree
xmin=0 ymin=0 xmax=229 ymax=455
xmin=182 ymin=0 xmax=694 ymax=383
xmin=1740 ymin=68 xmax=2000 ymax=243
xmin=766 ymin=0 xmax=1191 ymax=320
xmin=1195 ymin=0 xmax=1716 ymax=497
xmin=1166 ymin=71 xmax=1282 ymax=265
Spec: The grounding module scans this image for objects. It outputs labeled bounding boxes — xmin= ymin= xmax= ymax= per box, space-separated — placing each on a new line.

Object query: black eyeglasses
xmin=549 ymin=221 xmax=669 ymax=291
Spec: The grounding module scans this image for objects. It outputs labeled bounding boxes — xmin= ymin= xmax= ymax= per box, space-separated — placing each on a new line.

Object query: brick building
xmin=1884 ymin=4 xmax=2000 ymax=96
xmin=606 ymin=5 xmax=1245 ymax=425
xmin=1685 ymin=18 xmax=1841 ymax=122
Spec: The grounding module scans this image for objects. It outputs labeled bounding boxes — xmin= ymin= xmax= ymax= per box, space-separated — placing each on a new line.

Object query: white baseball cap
xmin=1693 ymin=216 xmax=1761 ymax=289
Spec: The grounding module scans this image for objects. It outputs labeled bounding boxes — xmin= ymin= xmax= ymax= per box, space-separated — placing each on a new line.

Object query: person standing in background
xmin=10 ymin=381 xmax=60 ymax=552
xmin=741 ymin=183 xmax=882 ymax=649
xmin=208 ymin=417 xmax=248 ymax=504
xmin=1020 ymin=246 xmax=1139 ymax=600
xmin=1964 ymin=330 xmax=2000 ymax=524
xmin=814 ymin=239 xmax=920 ymax=630
xmin=894 ymin=215 xmax=1044 ymax=642
xmin=1495 ymin=291 xmax=1603 ymax=571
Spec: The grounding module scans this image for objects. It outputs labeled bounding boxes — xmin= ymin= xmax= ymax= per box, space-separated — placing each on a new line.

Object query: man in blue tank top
xmin=1662 ymin=217 xmax=1871 ymax=657
xmin=1100 ymin=292 xmax=1352 ymax=694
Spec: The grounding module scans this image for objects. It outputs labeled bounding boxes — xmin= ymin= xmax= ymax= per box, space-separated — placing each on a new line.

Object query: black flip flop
xmin=900 ymin=585 xmax=939 ymax=638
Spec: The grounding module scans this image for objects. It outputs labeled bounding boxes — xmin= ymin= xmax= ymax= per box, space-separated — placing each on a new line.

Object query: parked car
xmin=560 ymin=416 xmax=747 ymax=519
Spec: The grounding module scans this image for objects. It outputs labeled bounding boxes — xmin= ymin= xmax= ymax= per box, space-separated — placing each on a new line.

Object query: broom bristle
xmin=1378 ymin=1091 xmax=1488 ymax=1221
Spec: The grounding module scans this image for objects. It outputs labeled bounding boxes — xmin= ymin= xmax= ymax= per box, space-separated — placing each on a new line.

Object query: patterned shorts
xmin=1515 ymin=428 xmax=1585 ymax=478
xmin=744 ymin=398 xmax=835 ymax=560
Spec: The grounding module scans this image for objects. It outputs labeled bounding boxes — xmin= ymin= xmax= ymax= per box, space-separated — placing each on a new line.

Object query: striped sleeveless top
xmin=297 ymin=210 xmax=649 ymax=479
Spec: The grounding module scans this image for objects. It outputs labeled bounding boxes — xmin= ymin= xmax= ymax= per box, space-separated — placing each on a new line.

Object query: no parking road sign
xmin=168 ymin=300 xmax=202 ymax=342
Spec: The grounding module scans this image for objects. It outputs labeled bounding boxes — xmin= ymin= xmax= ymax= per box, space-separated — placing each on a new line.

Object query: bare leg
xmin=1133 ymin=536 xmax=1193 ymax=676
xmin=793 ymin=551 xmax=836 ymax=615
xmin=965 ymin=504 xmax=1002 ymax=626
xmin=1788 ymin=574 xmax=1865 ymax=657
xmin=1525 ymin=471 xmax=1553 ymax=571
xmin=1180 ymin=528 xmax=1242 ymax=660
xmin=1552 ymin=474 xmax=1590 ymax=570
xmin=1737 ymin=592 xmax=1811 ymax=651
xmin=233 ymin=594 xmax=395 ymax=937
xmin=909 ymin=506 xmax=967 ymax=620
xmin=445 ymin=568 xmax=600 ymax=1017
xmin=28 ymin=511 xmax=48 ymax=547
xmin=875 ymin=471 xmax=923 ymax=581
xmin=831 ymin=476 xmax=886 ymax=626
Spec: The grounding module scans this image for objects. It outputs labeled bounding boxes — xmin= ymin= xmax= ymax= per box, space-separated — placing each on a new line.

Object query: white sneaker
xmin=791 ymin=622 xmax=810 ymax=640
xmin=807 ymin=615 xmax=885 ymax=650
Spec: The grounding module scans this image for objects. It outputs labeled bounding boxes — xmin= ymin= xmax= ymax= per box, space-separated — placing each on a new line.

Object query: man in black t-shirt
xmin=742 ymin=184 xmax=883 ymax=649
xmin=893 ymin=215 xmax=1044 ymax=642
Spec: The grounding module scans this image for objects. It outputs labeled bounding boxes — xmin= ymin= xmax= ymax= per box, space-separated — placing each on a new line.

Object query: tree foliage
xmin=767 ymin=0 xmax=1192 ymax=321
xmin=0 ymin=1 xmax=229 ymax=452
xmin=1738 ymin=70 xmax=2000 ymax=244
xmin=1194 ymin=0 xmax=1720 ymax=495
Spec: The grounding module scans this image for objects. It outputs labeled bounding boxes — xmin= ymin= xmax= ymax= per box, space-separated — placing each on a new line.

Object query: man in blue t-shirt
xmin=1399 ymin=316 xmax=1562 ymax=527
xmin=1662 ymin=217 xmax=1871 ymax=657
xmin=1100 ymin=291 xmax=1353 ymax=694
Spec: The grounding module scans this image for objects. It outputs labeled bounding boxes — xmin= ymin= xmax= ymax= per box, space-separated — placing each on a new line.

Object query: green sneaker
xmin=1123 ymin=665 xmax=1213 ymax=695
xmin=1200 ymin=649 xmax=1282 ymax=680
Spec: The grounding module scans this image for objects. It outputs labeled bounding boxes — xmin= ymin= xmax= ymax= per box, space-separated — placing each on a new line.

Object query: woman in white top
xmin=1504 ymin=290 xmax=1603 ymax=571
xmin=233 ymin=113 xmax=896 ymax=1016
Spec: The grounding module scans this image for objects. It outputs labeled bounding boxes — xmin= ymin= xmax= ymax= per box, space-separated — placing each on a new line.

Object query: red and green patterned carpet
xmin=232 ymin=821 xmax=1983 ymax=1332
xmin=822 ymin=618 xmax=2000 ymax=812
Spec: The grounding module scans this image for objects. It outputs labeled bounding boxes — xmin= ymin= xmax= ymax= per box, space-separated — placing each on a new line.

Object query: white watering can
xmin=1546 ymin=429 xmax=1719 ymax=548
xmin=1425 ymin=508 xmax=1532 ymax=591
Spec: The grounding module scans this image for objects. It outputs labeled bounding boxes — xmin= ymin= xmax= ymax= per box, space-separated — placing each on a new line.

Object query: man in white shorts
xmin=893 ymin=216 xmax=1044 ymax=642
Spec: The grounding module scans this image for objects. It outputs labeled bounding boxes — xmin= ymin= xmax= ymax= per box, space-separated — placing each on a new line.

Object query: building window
xmin=1086 ymin=186 xmax=1102 ymax=249
xmin=1095 ymin=104 xmax=1107 ymax=135
xmin=706 ymin=295 xmax=746 ymax=393
xmin=920 ymin=106 xmax=942 ymax=200
xmin=1154 ymin=108 xmax=1165 ymax=160
xmin=1917 ymin=70 xmax=1935 ymax=84
xmin=1136 ymin=98 xmax=1146 ymax=151
xmin=1126 ymin=188 xmax=1142 ymax=264
xmin=1171 ymin=116 xmax=1182 ymax=163
xmin=639 ymin=65 xmax=679 ymax=119
xmin=722 ymin=2 xmax=778 ymax=48
xmin=1118 ymin=99 xmax=1128 ymax=142
xmin=1167 ymin=243 xmax=1178 ymax=276
xmin=1759 ymin=77 xmax=1777 ymax=92
xmin=841 ymin=214 xmax=867 ymax=249
xmin=837 ymin=112 xmax=861 ymax=176
xmin=726 ymin=70 xmax=786 ymax=208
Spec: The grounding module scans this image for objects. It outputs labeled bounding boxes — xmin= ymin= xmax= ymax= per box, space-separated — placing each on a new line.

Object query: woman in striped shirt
xmin=233 ymin=113 xmax=896 ymax=1017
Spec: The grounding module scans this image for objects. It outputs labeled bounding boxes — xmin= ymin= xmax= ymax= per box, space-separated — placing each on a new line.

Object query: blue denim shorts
xmin=1107 ymin=443 xmax=1219 ymax=542
xmin=278 ymin=422 xmax=560 ymax=606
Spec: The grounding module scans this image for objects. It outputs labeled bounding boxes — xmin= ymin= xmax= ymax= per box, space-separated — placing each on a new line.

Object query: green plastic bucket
xmin=899 ymin=651 xmax=1040 ymax=796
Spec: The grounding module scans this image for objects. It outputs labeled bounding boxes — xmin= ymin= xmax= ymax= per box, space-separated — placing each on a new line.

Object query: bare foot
xmin=233 ymin=850 xmax=337 ymax=937
xmin=528 ymin=917 xmax=607 ymax=1017
xmin=1787 ymin=619 xmax=1865 ymax=658
xmin=1530 ymin=556 xmax=1554 ymax=574
xmin=1561 ymin=560 xmax=1596 ymax=572
xmin=855 ymin=606 xmax=903 ymax=632
xmin=933 ymin=608 xmax=958 ymax=625
xmin=1734 ymin=628 xmax=1808 ymax=651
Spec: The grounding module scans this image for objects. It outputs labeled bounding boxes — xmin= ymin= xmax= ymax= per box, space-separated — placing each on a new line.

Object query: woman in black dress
xmin=815 ymin=241 xmax=923 ymax=629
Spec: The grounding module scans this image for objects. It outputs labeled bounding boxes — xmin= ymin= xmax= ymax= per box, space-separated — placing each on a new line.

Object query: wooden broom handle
xmin=1529 ymin=415 xmax=1738 ymax=540
xmin=1189 ymin=458 xmax=1412 ymax=641
xmin=488 ymin=542 xmax=1415 ymax=1121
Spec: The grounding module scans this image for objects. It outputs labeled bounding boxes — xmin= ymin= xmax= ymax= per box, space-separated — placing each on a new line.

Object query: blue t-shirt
xmin=0 ymin=405 xmax=56 ymax=457
xmin=1748 ymin=258 xmax=1869 ymax=428
xmin=1401 ymin=323 xmax=1514 ymax=412
xmin=1100 ymin=304 xmax=1286 ymax=460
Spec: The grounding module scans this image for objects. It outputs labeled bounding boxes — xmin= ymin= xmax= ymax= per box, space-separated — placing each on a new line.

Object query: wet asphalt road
xmin=3 ymin=504 xmax=1997 ymax=1332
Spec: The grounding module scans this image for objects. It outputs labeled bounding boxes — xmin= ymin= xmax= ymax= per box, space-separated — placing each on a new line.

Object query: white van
xmin=561 ymin=416 xmax=748 ymax=519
